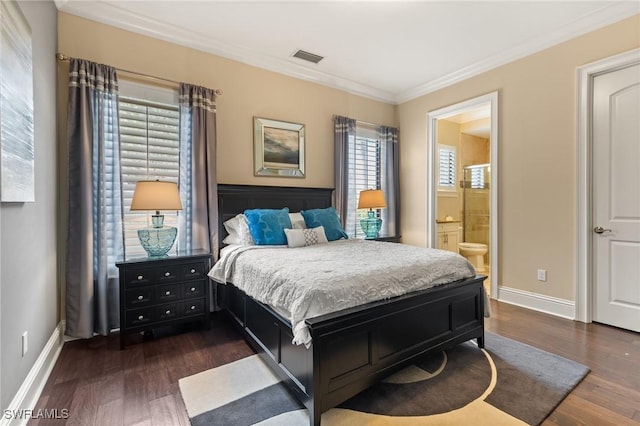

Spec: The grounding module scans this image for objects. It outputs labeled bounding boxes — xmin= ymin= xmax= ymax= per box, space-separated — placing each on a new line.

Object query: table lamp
xmin=130 ymin=180 xmax=183 ymax=257
xmin=357 ymin=189 xmax=386 ymax=239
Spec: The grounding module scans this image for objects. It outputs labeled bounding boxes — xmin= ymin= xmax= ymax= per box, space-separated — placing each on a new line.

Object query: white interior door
xmin=592 ymin=63 xmax=640 ymax=332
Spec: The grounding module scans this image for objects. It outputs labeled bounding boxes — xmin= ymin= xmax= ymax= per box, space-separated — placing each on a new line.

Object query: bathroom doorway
xmin=426 ymin=92 xmax=498 ymax=297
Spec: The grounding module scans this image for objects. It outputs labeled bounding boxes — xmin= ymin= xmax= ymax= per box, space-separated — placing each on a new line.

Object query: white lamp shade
xmin=130 ymin=180 xmax=183 ymax=211
xmin=357 ymin=189 xmax=386 ymax=209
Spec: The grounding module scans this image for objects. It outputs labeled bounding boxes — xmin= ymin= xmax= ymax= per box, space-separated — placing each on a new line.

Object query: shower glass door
xmin=463 ymin=164 xmax=491 ymax=263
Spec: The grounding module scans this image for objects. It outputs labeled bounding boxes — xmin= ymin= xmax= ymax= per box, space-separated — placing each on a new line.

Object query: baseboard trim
xmin=1 ymin=321 xmax=65 ymax=426
xmin=498 ymin=286 xmax=575 ymax=320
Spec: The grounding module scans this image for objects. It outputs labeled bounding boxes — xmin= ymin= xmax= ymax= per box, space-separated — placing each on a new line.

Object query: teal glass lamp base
xmin=137 ymin=226 xmax=177 ymax=257
xmin=360 ymin=209 xmax=382 ymax=239
xmin=138 ymin=213 xmax=177 ymax=257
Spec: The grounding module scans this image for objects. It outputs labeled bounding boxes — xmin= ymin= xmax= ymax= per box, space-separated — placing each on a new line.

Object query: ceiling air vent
xmin=292 ymin=49 xmax=324 ymax=64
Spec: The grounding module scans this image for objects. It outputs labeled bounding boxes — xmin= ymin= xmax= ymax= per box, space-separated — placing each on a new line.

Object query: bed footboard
xmin=216 ymin=275 xmax=485 ymax=426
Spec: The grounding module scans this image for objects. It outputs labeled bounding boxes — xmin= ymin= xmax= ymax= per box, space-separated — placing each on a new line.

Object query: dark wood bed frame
xmin=214 ymin=184 xmax=485 ymax=426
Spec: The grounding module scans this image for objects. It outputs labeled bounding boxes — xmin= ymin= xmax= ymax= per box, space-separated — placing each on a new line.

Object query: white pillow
xmin=222 ymin=214 xmax=254 ymax=245
xmin=289 ymin=212 xmax=306 ymax=229
xmin=284 ymin=226 xmax=328 ymax=248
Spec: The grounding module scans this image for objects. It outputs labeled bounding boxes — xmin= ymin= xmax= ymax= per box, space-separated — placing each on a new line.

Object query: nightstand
xmin=367 ymin=234 xmax=401 ymax=243
xmin=116 ymin=249 xmax=212 ymax=349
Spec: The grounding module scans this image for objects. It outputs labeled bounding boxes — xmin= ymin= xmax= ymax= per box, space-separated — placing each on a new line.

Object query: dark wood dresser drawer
xmin=126 ymin=308 xmax=155 ymax=328
xmin=181 ymin=299 xmax=205 ymax=317
xmin=157 ymin=303 xmax=180 ymax=321
xmin=125 ymin=287 xmax=154 ymax=307
xmin=182 ymin=262 xmax=206 ymax=280
xmin=124 ymin=267 xmax=155 ymax=286
xmin=156 ymin=283 xmax=180 ymax=302
xmin=156 ymin=265 xmax=180 ymax=283
xmin=182 ymin=281 xmax=204 ymax=298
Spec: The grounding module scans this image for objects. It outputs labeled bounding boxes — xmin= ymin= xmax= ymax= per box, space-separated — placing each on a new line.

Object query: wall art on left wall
xmin=0 ymin=1 xmax=34 ymax=202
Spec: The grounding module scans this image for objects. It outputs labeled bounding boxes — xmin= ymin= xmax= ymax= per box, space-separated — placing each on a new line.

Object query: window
xmin=118 ymin=82 xmax=182 ymax=257
xmin=344 ymin=124 xmax=398 ymax=239
xmin=438 ymin=144 xmax=457 ymax=191
xmin=470 ymin=166 xmax=485 ymax=189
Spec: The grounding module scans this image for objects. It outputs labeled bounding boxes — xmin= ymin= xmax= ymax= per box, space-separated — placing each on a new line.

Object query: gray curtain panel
xmin=66 ymin=58 xmax=123 ymax=338
xmin=334 ymin=115 xmax=356 ymax=226
xmin=380 ymin=126 xmax=400 ymax=237
xmin=178 ymin=83 xmax=218 ymax=258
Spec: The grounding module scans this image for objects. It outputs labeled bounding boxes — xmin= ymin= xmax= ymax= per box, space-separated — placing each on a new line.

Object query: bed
xmin=213 ymin=184 xmax=486 ymax=426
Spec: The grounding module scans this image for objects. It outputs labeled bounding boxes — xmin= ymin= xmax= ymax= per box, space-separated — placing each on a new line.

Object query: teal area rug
xmin=179 ymin=333 xmax=589 ymax=425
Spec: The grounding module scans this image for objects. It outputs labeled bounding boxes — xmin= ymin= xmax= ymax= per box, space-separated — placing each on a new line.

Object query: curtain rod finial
xmin=56 ymin=53 xmax=70 ymax=62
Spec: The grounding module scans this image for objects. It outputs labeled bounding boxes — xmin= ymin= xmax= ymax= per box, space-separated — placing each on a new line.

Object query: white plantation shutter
xmin=101 ymin=108 xmax=121 ymax=267
xmin=470 ymin=166 xmax=485 ymax=189
xmin=438 ymin=145 xmax=456 ymax=189
xmin=118 ymin=87 xmax=182 ymax=257
xmin=353 ymin=139 xmax=380 ymax=190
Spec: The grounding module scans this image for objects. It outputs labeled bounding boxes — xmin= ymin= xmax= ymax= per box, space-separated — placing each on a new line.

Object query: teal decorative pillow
xmin=244 ymin=208 xmax=292 ymax=245
xmin=300 ymin=207 xmax=348 ymax=241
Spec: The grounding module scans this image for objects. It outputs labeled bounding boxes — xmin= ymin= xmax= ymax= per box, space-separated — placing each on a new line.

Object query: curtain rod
xmin=55 ymin=53 xmax=223 ymax=96
xmin=332 ymin=114 xmax=386 ymax=128
xmin=357 ymin=119 xmax=382 ymax=128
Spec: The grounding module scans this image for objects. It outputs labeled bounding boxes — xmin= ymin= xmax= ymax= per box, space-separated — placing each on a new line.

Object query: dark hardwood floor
xmin=30 ymin=300 xmax=639 ymax=425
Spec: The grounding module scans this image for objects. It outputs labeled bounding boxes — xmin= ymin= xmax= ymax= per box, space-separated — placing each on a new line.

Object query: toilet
xmin=458 ymin=242 xmax=488 ymax=272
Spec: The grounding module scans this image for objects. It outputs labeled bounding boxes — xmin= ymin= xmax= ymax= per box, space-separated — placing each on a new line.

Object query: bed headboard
xmin=217 ymin=184 xmax=334 ymax=245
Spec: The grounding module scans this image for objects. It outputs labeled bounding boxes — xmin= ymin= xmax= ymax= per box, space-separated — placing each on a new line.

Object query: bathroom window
xmin=470 ymin=167 xmax=485 ymax=189
xmin=438 ymin=144 xmax=457 ymax=191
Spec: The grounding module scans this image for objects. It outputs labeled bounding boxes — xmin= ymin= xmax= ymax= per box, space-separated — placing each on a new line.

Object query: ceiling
xmin=445 ymin=103 xmax=491 ymax=138
xmin=55 ymin=1 xmax=639 ymax=104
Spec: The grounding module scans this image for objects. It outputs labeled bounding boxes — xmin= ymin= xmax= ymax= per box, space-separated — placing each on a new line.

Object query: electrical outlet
xmin=537 ymin=269 xmax=547 ymax=282
xmin=22 ymin=331 xmax=28 ymax=357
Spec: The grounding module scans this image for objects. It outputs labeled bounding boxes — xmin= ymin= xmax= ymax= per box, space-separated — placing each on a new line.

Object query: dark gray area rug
xmin=179 ymin=332 xmax=589 ymax=425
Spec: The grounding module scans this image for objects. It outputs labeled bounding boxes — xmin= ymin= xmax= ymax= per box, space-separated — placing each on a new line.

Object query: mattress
xmin=209 ymin=239 xmax=477 ymax=346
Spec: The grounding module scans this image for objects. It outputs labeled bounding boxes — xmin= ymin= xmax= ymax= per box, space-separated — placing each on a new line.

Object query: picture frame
xmin=254 ymin=117 xmax=305 ymax=178
xmin=0 ymin=1 xmax=34 ymax=202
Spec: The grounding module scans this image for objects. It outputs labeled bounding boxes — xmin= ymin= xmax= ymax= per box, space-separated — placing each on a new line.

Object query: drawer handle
xmin=190 ymin=287 xmax=196 ymax=292
xmin=190 ymin=305 xmax=196 ymax=310
xmin=138 ymin=315 xmax=144 ymax=320
xmin=190 ymin=268 xmax=196 ymax=274
xmin=137 ymin=295 xmax=144 ymax=301
xmin=164 ymin=272 xmax=171 ymax=277
xmin=165 ymin=310 xmax=171 ymax=315
xmin=165 ymin=291 xmax=171 ymax=296
xmin=137 ymin=275 xmax=144 ymax=280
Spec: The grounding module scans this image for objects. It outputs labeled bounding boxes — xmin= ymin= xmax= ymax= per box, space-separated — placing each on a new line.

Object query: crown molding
xmin=55 ymin=1 xmax=396 ymax=103
xmin=395 ymin=2 xmax=639 ymax=104
xmin=57 ymin=1 xmax=638 ymax=106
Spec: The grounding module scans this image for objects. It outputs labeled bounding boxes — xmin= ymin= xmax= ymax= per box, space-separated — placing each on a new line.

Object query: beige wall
xmin=438 ymin=194 xmax=461 ymax=223
xmin=57 ymin=13 xmax=397 ymax=189
xmin=399 ymin=14 xmax=640 ymax=300
xmin=437 ymin=119 xmax=460 ymax=147
xmin=460 ymin=118 xmax=490 ymax=136
xmin=460 ymin=133 xmax=489 ymax=167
